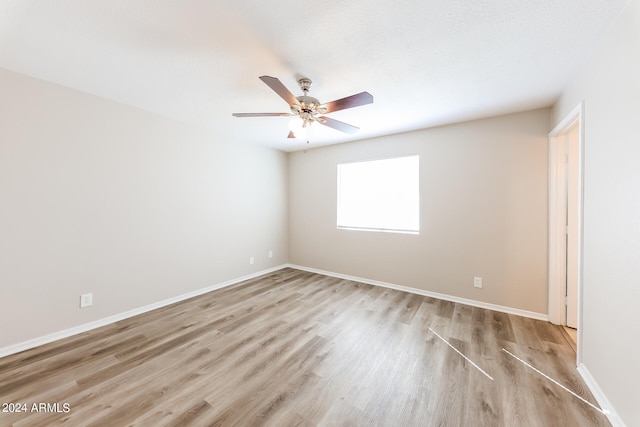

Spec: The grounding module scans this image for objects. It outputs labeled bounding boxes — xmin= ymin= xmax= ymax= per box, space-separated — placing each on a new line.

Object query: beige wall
xmin=289 ymin=109 xmax=550 ymax=314
xmin=0 ymin=68 xmax=288 ymax=349
xmin=552 ymin=0 xmax=640 ymax=424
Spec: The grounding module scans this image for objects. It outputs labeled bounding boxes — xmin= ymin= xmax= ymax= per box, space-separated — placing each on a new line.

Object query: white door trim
xmin=548 ymin=102 xmax=584 ymax=364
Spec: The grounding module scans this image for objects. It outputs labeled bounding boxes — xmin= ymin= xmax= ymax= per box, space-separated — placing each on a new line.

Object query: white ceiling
xmin=0 ymin=0 xmax=628 ymax=151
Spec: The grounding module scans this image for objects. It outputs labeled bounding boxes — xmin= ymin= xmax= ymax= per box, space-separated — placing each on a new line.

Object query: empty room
xmin=1 ymin=1 xmax=638 ymax=426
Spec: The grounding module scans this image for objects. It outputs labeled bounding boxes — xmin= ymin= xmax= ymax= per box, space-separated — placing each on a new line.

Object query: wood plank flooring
xmin=0 ymin=268 xmax=610 ymax=426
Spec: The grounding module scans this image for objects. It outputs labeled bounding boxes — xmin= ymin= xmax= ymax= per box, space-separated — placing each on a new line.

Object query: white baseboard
xmin=0 ymin=265 xmax=288 ymax=359
xmin=286 ymin=264 xmax=549 ymax=321
xmin=577 ymin=364 xmax=626 ymax=427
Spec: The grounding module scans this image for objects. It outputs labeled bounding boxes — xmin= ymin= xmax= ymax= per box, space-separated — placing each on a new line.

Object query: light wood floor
xmin=0 ymin=268 xmax=610 ymax=426
xmin=562 ymin=326 xmax=578 ymax=353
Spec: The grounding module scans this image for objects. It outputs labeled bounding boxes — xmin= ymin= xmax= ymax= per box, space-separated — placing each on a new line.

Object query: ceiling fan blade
xmin=232 ymin=112 xmax=291 ymax=117
xmin=259 ymin=76 xmax=301 ymax=107
xmin=319 ymin=91 xmax=373 ymax=113
xmin=287 ymin=131 xmax=295 ymax=139
xmin=317 ymin=116 xmax=359 ymax=133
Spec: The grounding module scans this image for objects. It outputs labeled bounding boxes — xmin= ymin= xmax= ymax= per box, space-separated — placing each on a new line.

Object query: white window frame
xmin=337 ymin=154 xmax=420 ymax=234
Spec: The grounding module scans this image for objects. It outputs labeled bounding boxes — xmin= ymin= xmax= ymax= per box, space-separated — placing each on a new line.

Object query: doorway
xmin=548 ymin=103 xmax=583 ymax=363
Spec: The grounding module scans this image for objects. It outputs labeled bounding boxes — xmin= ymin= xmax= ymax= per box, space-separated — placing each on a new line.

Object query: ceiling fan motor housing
xmin=293 ymin=95 xmax=325 ymax=113
xmin=293 ymin=78 xmax=327 ymax=115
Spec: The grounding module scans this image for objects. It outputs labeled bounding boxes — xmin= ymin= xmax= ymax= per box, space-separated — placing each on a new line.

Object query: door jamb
xmin=548 ymin=102 xmax=584 ymax=365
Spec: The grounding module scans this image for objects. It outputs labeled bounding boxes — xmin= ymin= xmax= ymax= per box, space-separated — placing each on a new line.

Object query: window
xmin=337 ymin=155 xmax=419 ymax=234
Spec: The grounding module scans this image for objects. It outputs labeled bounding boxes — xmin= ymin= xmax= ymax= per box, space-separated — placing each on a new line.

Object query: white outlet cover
xmin=249 ymin=257 xmax=254 ymax=265
xmin=80 ymin=293 xmax=93 ymax=308
xmin=473 ymin=277 xmax=483 ymax=288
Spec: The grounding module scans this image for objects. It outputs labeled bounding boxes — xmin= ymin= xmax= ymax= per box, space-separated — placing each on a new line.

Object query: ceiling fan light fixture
xmin=288 ymin=117 xmax=308 ymax=139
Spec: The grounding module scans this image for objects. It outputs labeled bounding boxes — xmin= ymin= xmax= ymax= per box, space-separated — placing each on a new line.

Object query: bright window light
xmin=337 ymin=155 xmax=419 ymax=234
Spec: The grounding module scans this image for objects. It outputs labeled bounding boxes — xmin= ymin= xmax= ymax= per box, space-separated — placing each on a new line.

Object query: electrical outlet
xmin=473 ymin=277 xmax=483 ymax=289
xmin=249 ymin=256 xmax=254 ymax=265
xmin=268 ymin=251 xmax=273 ymax=258
xmin=80 ymin=293 xmax=93 ymax=308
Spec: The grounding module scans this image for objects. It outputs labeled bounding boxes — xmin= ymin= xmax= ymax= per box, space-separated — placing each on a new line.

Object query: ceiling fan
xmin=232 ymin=76 xmax=373 ymax=139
